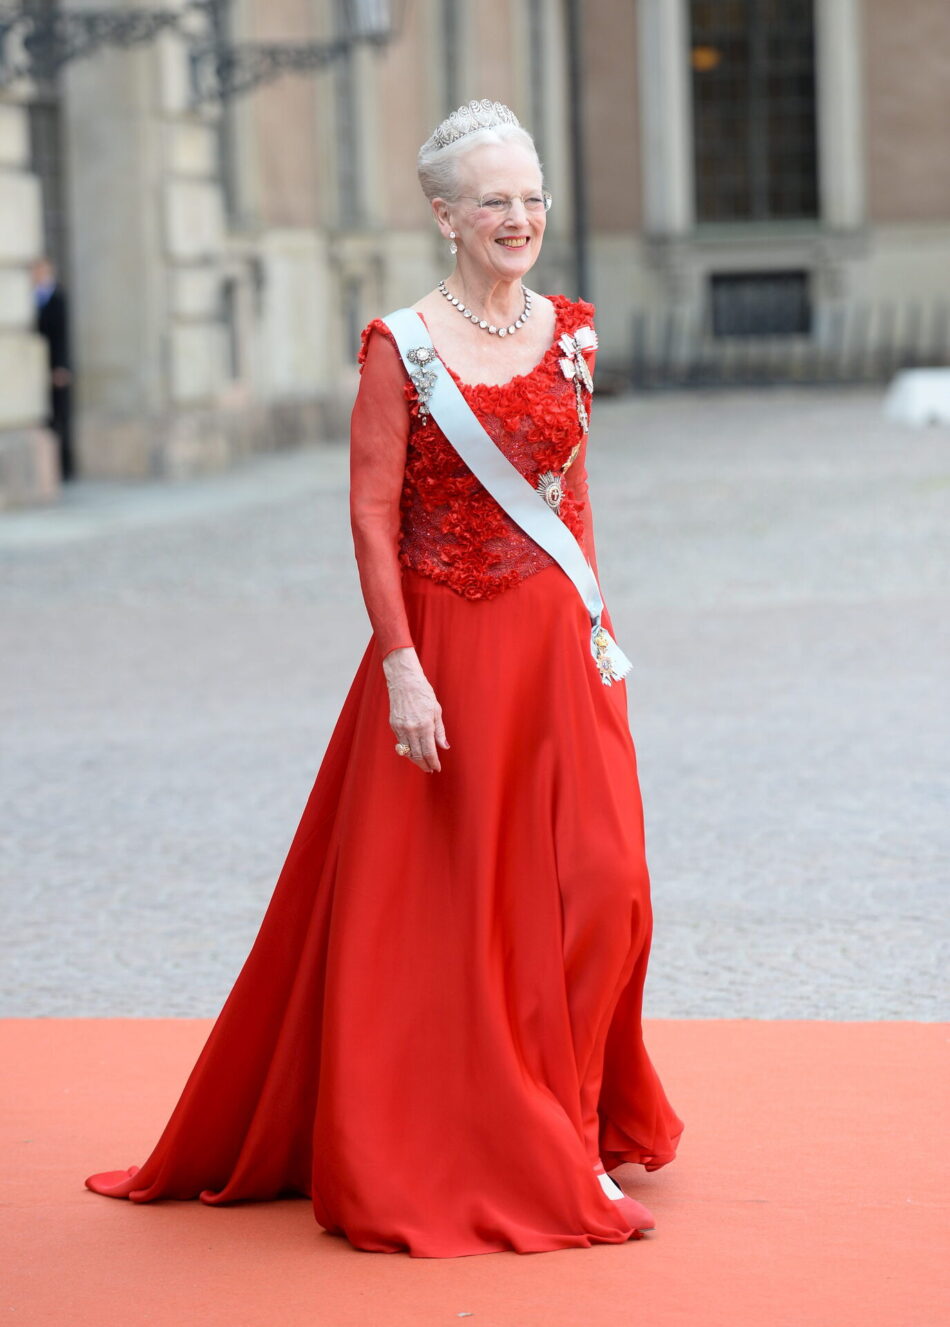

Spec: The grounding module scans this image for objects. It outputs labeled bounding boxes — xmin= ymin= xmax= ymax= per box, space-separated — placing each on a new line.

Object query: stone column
xmin=812 ymin=0 xmax=868 ymax=338
xmin=635 ymin=0 xmax=694 ymax=238
xmin=0 ymin=97 xmax=58 ymax=506
xmin=61 ymin=12 xmax=163 ymax=476
xmin=61 ymin=0 xmax=229 ymax=477
xmin=815 ymin=0 xmax=866 ymax=232
xmin=635 ymin=0 xmax=695 ymax=325
xmin=156 ymin=20 xmax=230 ymax=475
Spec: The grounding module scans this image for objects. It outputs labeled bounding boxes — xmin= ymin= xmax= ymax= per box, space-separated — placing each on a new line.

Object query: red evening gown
xmin=85 ymin=294 xmax=684 ymax=1258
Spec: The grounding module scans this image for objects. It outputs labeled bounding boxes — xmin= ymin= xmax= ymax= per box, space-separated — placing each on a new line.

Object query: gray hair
xmin=417 ymin=112 xmax=542 ymax=203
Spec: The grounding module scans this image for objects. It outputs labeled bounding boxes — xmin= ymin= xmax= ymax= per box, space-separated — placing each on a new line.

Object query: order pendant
xmin=574 ymin=380 xmax=589 ymax=433
xmin=535 ymin=470 xmax=564 ymax=513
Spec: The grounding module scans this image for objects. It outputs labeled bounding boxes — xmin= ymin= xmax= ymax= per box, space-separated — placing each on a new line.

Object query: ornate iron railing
xmin=625 ymin=300 xmax=950 ymax=390
xmin=0 ymin=1 xmax=401 ymax=100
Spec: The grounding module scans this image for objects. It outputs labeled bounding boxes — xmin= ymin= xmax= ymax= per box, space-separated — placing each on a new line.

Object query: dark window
xmin=335 ymin=0 xmax=364 ymax=226
xmin=28 ymin=95 xmax=70 ymax=280
xmin=343 ymin=275 xmax=364 ymax=362
xmin=441 ymin=0 xmax=462 ymax=113
xmin=25 ymin=2 xmax=70 ymax=278
xmin=220 ymin=278 xmax=241 ymax=379
xmin=210 ymin=0 xmax=239 ymax=225
xmin=710 ymin=270 xmax=811 ymax=337
xmin=527 ymin=0 xmax=547 ymax=167
xmin=690 ymin=0 xmax=818 ymax=222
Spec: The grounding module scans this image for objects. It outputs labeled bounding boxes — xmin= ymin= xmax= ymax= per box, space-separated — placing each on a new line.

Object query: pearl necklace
xmin=438 ymin=279 xmax=532 ymax=337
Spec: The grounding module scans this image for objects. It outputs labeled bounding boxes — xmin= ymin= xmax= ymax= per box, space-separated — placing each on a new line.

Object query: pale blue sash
xmin=381 ymin=306 xmax=632 ymax=685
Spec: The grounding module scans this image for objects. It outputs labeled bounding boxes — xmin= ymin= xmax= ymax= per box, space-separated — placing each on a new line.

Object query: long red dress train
xmin=85 ymin=295 xmax=684 ymax=1257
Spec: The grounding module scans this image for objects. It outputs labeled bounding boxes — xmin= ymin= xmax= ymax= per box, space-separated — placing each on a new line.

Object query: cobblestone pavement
xmin=2 ymin=388 xmax=948 ymax=1018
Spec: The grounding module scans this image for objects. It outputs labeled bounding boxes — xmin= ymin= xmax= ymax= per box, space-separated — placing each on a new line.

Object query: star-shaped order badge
xmin=558 ymin=326 xmax=598 ymax=433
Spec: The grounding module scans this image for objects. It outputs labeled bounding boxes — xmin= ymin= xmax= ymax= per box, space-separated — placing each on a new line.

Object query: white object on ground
xmin=884 ymin=368 xmax=950 ymax=426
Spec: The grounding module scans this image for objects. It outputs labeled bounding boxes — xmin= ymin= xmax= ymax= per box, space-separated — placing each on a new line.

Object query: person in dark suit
xmin=31 ymin=256 xmax=75 ymax=481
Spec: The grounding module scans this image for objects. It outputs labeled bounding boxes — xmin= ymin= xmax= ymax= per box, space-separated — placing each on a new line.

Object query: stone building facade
xmin=1 ymin=0 xmax=948 ymax=505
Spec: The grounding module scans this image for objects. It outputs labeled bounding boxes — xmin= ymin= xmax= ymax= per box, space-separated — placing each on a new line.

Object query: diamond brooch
xmin=406 ymin=346 xmax=438 ymax=417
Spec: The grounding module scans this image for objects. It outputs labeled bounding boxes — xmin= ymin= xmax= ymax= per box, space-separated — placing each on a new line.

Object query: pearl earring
xmin=449 ymin=230 xmax=458 ymax=256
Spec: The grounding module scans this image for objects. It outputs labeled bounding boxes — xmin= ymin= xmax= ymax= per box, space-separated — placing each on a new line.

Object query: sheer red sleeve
xmin=349 ymin=324 xmax=414 ymax=659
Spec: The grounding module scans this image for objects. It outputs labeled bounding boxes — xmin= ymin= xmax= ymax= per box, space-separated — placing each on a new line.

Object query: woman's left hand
xmin=382 ymin=647 xmax=450 ymax=774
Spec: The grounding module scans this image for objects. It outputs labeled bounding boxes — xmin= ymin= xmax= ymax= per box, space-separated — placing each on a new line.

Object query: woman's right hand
xmin=382 ymin=647 xmax=450 ymax=774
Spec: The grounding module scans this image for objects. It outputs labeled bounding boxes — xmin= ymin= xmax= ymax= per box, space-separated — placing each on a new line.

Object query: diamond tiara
xmin=426 ymin=99 xmax=521 ymax=152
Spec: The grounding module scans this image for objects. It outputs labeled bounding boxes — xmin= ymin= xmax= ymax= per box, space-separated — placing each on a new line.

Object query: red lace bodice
xmin=350 ymin=294 xmax=599 ymax=656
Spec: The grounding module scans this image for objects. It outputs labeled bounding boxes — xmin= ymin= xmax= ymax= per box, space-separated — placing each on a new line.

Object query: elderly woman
xmin=86 ymin=100 xmax=683 ymax=1258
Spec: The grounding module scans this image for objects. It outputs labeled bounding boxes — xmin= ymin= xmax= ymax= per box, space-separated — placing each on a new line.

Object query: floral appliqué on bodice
xmin=358 ymin=295 xmax=596 ymax=601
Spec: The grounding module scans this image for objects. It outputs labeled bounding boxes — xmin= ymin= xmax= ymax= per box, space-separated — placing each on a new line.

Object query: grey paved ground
xmin=2 ymin=388 xmax=948 ymax=1018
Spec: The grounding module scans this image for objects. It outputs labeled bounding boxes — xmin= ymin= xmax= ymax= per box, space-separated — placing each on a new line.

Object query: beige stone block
xmin=170 ymin=322 xmax=223 ymax=403
xmin=588 ymin=232 xmax=661 ymax=354
xmin=164 ymin=178 xmax=225 ymax=260
xmin=172 ymin=266 xmax=221 ymax=319
xmin=156 ymin=9 xmax=220 ymax=117
xmin=75 ymin=415 xmax=155 ymax=480
xmin=155 ymin=28 xmax=191 ymax=117
xmin=0 ymin=428 xmax=59 ymax=509
xmin=164 ymin=409 xmax=230 ymax=479
xmin=380 ymin=230 xmax=440 ymax=313
xmin=0 ymin=268 xmax=32 ymax=327
xmin=0 ymin=170 xmax=42 ymax=262
xmin=0 ymin=331 xmax=45 ymax=428
xmin=0 ymin=103 xmax=29 ymax=168
xmin=168 ymin=122 xmax=218 ymax=178
xmin=857 ymin=223 xmax=950 ymax=304
xmin=258 ymin=229 xmax=329 ymax=397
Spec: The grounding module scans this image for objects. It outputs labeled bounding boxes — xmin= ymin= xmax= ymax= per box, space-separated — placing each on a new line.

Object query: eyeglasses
xmin=461 ymin=191 xmax=553 ymax=214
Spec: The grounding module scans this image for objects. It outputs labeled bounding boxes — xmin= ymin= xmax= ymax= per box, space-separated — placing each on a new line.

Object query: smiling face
xmin=434 ymin=141 xmax=546 ymax=282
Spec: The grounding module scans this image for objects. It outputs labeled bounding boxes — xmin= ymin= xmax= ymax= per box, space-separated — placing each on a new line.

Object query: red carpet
xmin=1 ymin=1019 xmax=945 ymax=1326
